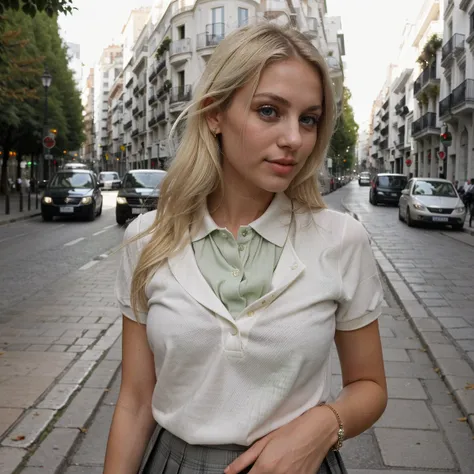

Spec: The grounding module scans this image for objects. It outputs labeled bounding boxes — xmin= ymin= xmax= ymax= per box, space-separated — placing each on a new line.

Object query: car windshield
xmin=360 ymin=172 xmax=370 ymax=177
xmin=99 ymin=172 xmax=119 ymax=180
xmin=378 ymin=176 xmax=407 ymax=189
xmin=50 ymin=172 xmax=93 ymax=189
xmin=413 ymin=180 xmax=457 ymax=197
xmin=123 ymin=172 xmax=165 ymax=189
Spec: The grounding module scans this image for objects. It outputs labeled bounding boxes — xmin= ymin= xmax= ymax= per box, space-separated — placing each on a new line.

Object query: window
xmin=470 ymin=12 xmax=474 ymax=34
xmin=238 ymin=7 xmax=248 ymax=27
xmin=177 ymin=25 xmax=185 ymax=40
xmin=178 ymin=70 xmax=185 ymax=88
xmin=212 ymin=6 xmax=224 ymax=28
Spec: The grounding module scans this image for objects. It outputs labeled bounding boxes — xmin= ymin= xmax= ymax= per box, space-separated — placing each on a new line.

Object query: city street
xmin=0 ymin=184 xmax=473 ymax=474
xmin=0 ymin=191 xmax=124 ymax=314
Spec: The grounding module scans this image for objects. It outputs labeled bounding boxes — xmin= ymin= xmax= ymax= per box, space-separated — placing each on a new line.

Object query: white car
xmin=398 ymin=178 xmax=466 ymax=230
xmin=358 ymin=171 xmax=371 ymax=186
xmin=98 ymin=171 xmax=121 ymax=190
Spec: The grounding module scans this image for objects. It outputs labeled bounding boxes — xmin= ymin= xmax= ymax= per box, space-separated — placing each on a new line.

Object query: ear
xmin=203 ymin=97 xmax=222 ymax=135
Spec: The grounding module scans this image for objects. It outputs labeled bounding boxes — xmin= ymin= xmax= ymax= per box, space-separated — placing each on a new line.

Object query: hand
xmin=225 ymin=406 xmax=338 ymax=474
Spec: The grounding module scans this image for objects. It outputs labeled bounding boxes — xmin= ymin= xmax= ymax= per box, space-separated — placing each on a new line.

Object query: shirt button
xmin=230 ymin=327 xmax=238 ymax=336
xmin=221 ymin=232 xmax=227 ymax=238
xmin=238 ymin=244 xmax=245 ymax=251
xmin=241 ymin=229 xmax=248 ymax=237
xmin=232 ymin=269 xmax=240 ymax=277
xmin=248 ymin=311 xmax=255 ymax=317
xmin=291 ymin=263 xmax=298 ymax=270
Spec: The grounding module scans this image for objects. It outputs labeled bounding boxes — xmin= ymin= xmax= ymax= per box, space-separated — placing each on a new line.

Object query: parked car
xmin=398 ymin=178 xmax=466 ymax=230
xmin=359 ymin=171 xmax=371 ymax=186
xmin=115 ymin=169 xmax=167 ymax=225
xmin=369 ymin=173 xmax=408 ymax=206
xmin=41 ymin=169 xmax=103 ymax=222
xmin=98 ymin=171 xmax=121 ymax=190
xmin=62 ymin=162 xmax=88 ymax=170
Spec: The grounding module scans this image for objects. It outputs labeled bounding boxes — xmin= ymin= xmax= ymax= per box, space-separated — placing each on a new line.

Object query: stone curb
xmin=0 ymin=211 xmax=41 ymax=227
xmin=0 ymin=252 xmax=124 ymax=474
xmin=342 ymin=205 xmax=474 ymax=435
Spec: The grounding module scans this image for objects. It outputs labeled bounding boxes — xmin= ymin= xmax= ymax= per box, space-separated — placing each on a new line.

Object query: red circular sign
xmin=438 ymin=151 xmax=446 ymax=160
xmin=405 ymin=159 xmax=413 ymax=167
xmin=43 ymin=136 xmax=56 ymax=149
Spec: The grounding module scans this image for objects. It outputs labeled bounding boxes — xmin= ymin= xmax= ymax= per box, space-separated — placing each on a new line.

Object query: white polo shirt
xmin=115 ymin=193 xmax=383 ymax=446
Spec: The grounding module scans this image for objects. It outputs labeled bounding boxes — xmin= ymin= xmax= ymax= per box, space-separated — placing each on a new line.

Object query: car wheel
xmin=42 ymin=212 xmax=53 ymax=222
xmin=97 ymin=202 xmax=102 ymax=217
xmin=87 ymin=204 xmax=96 ymax=222
xmin=398 ymin=207 xmax=404 ymax=222
xmin=406 ymin=207 xmax=414 ymax=227
xmin=370 ymin=194 xmax=377 ymax=206
xmin=116 ymin=213 xmax=127 ymax=226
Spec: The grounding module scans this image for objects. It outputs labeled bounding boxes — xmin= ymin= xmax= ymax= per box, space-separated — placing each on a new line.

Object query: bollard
xmin=28 ymin=191 xmax=31 ymax=211
xmin=36 ymin=189 xmax=39 ymax=209
xmin=5 ymin=193 xmax=10 ymax=215
xmin=19 ymin=191 xmax=23 ymax=212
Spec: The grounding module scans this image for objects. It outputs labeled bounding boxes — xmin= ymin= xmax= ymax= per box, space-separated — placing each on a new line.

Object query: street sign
xmin=44 ymin=154 xmax=54 ymax=161
xmin=43 ymin=136 xmax=56 ymax=149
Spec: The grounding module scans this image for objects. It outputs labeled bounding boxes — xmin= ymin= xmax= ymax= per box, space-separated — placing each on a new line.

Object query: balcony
xmin=148 ymin=116 xmax=157 ymax=128
xmin=411 ymin=112 xmax=440 ymax=139
xmin=132 ymin=106 xmax=139 ymax=116
xmin=124 ymin=119 xmax=132 ymax=130
xmin=149 ymin=67 xmax=158 ymax=83
xmin=374 ymin=123 xmax=380 ymax=132
xmin=413 ymin=61 xmax=439 ymax=97
xmin=133 ymin=85 xmax=139 ymax=97
xmin=170 ymin=85 xmax=192 ymax=105
xmin=170 ymin=38 xmax=192 ymax=66
xmin=373 ymin=137 xmax=380 ymax=145
xmin=382 ymin=109 xmax=389 ymax=122
xmin=125 ymin=97 xmax=133 ymax=108
xmin=439 ymin=94 xmax=452 ymax=121
xmin=302 ymin=17 xmax=318 ymax=38
xmin=156 ymin=110 xmax=166 ymax=123
xmin=451 ymin=79 xmax=474 ymax=116
xmin=148 ymin=94 xmax=158 ymax=106
xmin=460 ymin=0 xmax=470 ymax=11
xmin=131 ymin=128 xmax=139 ymax=138
xmin=156 ymin=58 xmax=167 ymax=76
xmin=197 ymin=23 xmax=225 ymax=54
xmin=441 ymin=34 xmax=465 ymax=67
xmin=382 ymin=98 xmax=389 ymax=110
xmin=379 ymin=138 xmax=388 ymax=150
xmin=380 ymin=125 xmax=389 ymax=136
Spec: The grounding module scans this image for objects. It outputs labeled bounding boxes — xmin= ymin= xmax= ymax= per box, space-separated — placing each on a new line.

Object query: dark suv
xmin=41 ymin=170 xmax=103 ymax=221
xmin=115 ymin=169 xmax=167 ymax=225
xmin=369 ymin=173 xmax=408 ymax=206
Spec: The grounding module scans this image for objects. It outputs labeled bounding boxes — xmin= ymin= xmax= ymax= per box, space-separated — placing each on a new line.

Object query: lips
xmin=265 ymin=158 xmax=296 ymax=166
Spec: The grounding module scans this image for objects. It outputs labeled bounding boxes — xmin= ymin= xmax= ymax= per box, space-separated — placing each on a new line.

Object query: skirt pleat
xmin=139 ymin=425 xmax=347 ymax=474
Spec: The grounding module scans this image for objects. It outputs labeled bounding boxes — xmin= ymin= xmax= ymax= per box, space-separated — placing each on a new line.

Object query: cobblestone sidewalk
xmin=0 ymin=250 xmax=122 ymax=474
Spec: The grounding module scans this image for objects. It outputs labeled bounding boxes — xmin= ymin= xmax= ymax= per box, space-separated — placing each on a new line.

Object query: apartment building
xmin=438 ymin=0 xmax=474 ymax=183
xmin=81 ymin=68 xmax=95 ymax=163
xmin=108 ymin=0 xmax=345 ymax=172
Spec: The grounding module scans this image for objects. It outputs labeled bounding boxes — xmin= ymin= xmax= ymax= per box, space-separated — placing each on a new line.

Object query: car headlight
xmin=43 ymin=196 xmax=52 ymax=204
xmin=454 ymin=206 xmax=465 ymax=213
xmin=116 ymin=197 xmax=127 ymax=205
xmin=412 ymin=202 xmax=425 ymax=211
xmin=81 ymin=197 xmax=92 ymax=205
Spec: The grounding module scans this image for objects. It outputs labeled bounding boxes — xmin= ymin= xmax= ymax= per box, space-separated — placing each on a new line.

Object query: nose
xmin=276 ymin=118 xmax=303 ymax=151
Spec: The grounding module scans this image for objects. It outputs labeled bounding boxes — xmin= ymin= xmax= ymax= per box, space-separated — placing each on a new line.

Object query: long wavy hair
xmin=130 ymin=22 xmax=337 ymax=317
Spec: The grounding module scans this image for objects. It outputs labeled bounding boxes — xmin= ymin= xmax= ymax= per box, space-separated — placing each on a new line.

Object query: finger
xmin=225 ymin=439 xmax=268 ymax=474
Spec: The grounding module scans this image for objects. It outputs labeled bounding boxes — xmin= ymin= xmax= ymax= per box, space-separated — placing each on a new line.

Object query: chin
xmin=258 ymin=177 xmax=293 ymax=194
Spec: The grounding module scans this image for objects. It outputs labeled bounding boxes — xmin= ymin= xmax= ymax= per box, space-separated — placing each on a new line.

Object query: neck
xmin=208 ymin=181 xmax=274 ymax=237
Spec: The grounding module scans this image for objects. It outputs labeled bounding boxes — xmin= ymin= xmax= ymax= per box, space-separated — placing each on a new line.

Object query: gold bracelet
xmin=321 ymin=404 xmax=345 ymax=451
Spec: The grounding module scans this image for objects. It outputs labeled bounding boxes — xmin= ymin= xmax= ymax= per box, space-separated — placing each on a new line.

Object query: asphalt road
xmin=0 ymin=191 xmax=126 ymax=313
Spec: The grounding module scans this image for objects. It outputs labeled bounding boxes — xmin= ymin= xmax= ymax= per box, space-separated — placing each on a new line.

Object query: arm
xmin=103 ymin=316 xmax=157 ymax=474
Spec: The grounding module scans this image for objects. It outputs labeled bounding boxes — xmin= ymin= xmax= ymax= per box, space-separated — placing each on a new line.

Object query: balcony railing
xmin=452 ymin=79 xmax=474 ymax=109
xmin=380 ymin=125 xmax=389 ymax=136
xmin=170 ymin=38 xmax=192 ymax=56
xmin=439 ymin=94 xmax=452 ymax=118
xmin=379 ymin=138 xmax=388 ymax=149
xmin=373 ymin=137 xmax=380 ymax=145
xmin=442 ymin=33 xmax=465 ymax=62
xmin=382 ymin=109 xmax=389 ymax=121
xmin=170 ymin=85 xmax=192 ymax=104
xmin=306 ymin=17 xmax=318 ymax=31
xmin=414 ymin=61 xmax=438 ymax=96
xmin=411 ymin=112 xmax=438 ymax=136
xmin=156 ymin=58 xmax=166 ymax=75
xmin=197 ymin=23 xmax=225 ymax=49
xmin=382 ymin=98 xmax=389 ymax=110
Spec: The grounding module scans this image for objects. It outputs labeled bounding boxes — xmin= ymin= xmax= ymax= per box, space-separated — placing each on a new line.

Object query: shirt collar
xmin=190 ymin=193 xmax=293 ymax=247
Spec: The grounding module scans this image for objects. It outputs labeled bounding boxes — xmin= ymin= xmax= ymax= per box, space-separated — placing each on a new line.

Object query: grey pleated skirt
xmin=139 ymin=424 xmax=348 ymax=474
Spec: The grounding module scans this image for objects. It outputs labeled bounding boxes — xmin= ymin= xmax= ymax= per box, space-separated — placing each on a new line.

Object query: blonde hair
xmin=130 ymin=22 xmax=336 ymax=317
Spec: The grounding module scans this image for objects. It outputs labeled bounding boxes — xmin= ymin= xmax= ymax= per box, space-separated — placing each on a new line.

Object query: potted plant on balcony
xmin=155 ymin=36 xmax=172 ymax=59
xmin=163 ymin=80 xmax=172 ymax=93
xmin=417 ymin=90 xmax=429 ymax=107
xmin=417 ymin=34 xmax=442 ymax=69
xmin=426 ymin=84 xmax=440 ymax=99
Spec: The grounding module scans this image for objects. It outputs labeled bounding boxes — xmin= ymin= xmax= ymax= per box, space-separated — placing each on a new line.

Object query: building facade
xmin=439 ymin=0 xmax=474 ymax=184
xmin=104 ymin=0 xmax=345 ymax=172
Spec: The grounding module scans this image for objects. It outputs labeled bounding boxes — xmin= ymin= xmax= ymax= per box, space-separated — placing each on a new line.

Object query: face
xmin=210 ymin=57 xmax=323 ymax=196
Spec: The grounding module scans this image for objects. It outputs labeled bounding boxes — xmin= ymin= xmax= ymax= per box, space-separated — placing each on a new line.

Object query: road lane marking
xmin=64 ymin=237 xmax=85 ymax=247
xmin=0 ymin=232 xmax=29 ymax=244
xmin=79 ymin=260 xmax=98 ymax=271
xmin=93 ymin=225 xmax=115 ymax=236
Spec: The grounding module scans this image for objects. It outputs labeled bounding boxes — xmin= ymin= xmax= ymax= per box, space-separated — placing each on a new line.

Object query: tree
xmin=329 ymin=87 xmax=359 ymax=174
xmin=0 ymin=0 xmax=76 ymax=17
xmin=0 ymin=10 xmax=84 ymax=192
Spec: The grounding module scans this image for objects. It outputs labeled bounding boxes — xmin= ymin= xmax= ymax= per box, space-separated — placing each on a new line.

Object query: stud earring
xmin=212 ymin=128 xmax=218 ymax=138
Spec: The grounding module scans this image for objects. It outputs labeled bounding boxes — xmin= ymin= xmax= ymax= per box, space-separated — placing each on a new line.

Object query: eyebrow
xmin=253 ymin=93 xmax=322 ymax=112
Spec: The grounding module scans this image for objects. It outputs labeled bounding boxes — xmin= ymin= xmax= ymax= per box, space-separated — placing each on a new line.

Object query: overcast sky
xmin=59 ymin=0 xmax=424 ymax=127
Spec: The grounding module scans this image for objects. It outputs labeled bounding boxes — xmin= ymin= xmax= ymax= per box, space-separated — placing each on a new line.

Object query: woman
xmin=106 ymin=22 xmax=387 ymax=474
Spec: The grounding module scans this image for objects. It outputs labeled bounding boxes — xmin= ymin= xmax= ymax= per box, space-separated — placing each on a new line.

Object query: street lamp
xmin=41 ymin=67 xmax=52 ymax=181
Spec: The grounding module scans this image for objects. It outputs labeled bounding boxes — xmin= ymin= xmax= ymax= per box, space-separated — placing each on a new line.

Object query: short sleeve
xmin=115 ymin=215 xmax=148 ymax=323
xmin=336 ymin=215 xmax=383 ymax=331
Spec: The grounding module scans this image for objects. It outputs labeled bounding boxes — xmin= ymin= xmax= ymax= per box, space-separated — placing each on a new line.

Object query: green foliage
xmin=0 ymin=9 xmax=83 ymax=192
xmin=0 ymin=0 xmax=76 ymax=17
xmin=417 ymin=33 xmax=442 ymax=70
xmin=155 ymin=36 xmax=171 ymax=59
xmin=329 ymin=87 xmax=359 ymax=172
